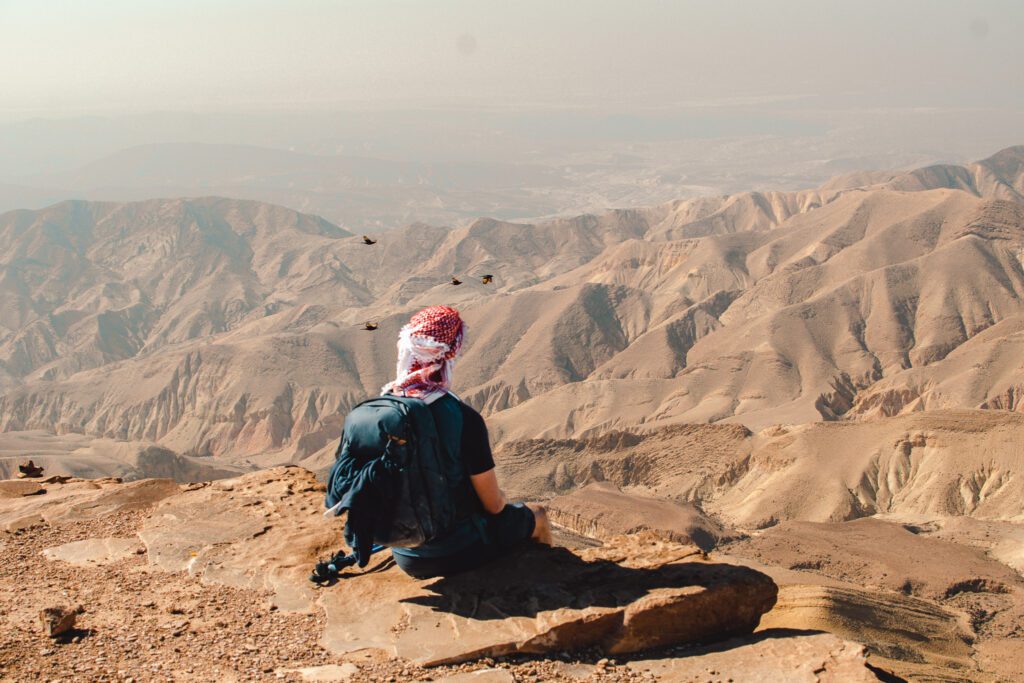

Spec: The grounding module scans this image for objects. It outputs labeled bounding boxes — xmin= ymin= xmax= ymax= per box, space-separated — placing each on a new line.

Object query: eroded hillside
xmin=0 ymin=148 xmax=1022 ymax=474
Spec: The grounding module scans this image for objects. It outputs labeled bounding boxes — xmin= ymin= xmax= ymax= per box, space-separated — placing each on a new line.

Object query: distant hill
xmin=11 ymin=142 xmax=571 ymax=230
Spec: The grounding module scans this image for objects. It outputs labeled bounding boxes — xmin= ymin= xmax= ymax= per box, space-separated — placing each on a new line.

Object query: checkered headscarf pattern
xmin=381 ymin=306 xmax=466 ymax=398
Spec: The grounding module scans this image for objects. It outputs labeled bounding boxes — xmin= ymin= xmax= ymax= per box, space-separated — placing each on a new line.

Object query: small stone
xmin=39 ymin=606 xmax=78 ymax=638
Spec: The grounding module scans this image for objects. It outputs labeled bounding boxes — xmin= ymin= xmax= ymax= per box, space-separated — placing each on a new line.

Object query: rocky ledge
xmin=0 ymin=467 xmax=880 ymax=681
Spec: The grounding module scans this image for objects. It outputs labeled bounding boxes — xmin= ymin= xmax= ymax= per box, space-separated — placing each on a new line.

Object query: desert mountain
xmin=853 ymin=144 xmax=1024 ymax=203
xmin=1 ymin=147 xmax=1023 ymax=475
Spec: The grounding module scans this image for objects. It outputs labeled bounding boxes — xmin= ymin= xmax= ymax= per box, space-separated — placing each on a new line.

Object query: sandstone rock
xmin=726 ymin=517 xmax=1024 ymax=600
xmin=128 ymin=468 xmax=778 ymax=665
xmin=12 ymin=466 xmax=781 ymax=669
xmin=546 ymin=481 xmax=730 ymax=550
xmin=138 ymin=466 xmax=337 ymax=613
xmin=276 ymin=663 xmax=360 ymax=681
xmin=0 ymin=480 xmax=45 ymax=498
xmin=0 ymin=477 xmax=180 ymax=531
xmin=38 ymin=605 xmax=82 ymax=638
xmin=320 ymin=533 xmax=777 ymax=665
xmin=760 ymin=583 xmax=974 ymax=681
xmin=43 ymin=537 xmax=142 ymax=566
xmin=439 ymin=669 xmax=515 ymax=683
xmin=625 ymin=631 xmax=877 ymax=682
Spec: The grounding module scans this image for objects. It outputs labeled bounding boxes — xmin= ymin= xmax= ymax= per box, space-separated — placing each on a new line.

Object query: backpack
xmin=324 ymin=394 xmax=467 ymax=559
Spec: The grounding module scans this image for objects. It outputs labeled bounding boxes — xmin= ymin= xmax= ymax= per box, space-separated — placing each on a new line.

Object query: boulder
xmin=760 ymin=583 xmax=974 ymax=681
xmin=319 ymin=533 xmax=777 ymax=665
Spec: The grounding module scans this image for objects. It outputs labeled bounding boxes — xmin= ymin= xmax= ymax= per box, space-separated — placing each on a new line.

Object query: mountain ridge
xmin=0 ymin=147 xmax=1022 ymax=470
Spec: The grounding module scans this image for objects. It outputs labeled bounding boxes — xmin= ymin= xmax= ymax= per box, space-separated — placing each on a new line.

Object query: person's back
xmin=390 ymin=390 xmax=550 ymax=578
xmin=333 ymin=305 xmax=551 ymax=579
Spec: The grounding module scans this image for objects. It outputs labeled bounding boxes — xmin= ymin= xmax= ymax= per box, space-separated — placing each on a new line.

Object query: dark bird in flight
xmin=18 ymin=460 xmax=43 ymax=478
xmin=481 ymin=274 xmax=494 ymax=284
xmin=360 ymin=322 xmax=379 ymax=331
xmin=362 ymin=236 xmax=377 ymax=245
xmin=450 ymin=277 xmax=463 ymax=286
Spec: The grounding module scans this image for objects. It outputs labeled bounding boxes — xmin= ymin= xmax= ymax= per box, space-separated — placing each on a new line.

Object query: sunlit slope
xmin=0 ymin=147 xmax=1022 ymax=465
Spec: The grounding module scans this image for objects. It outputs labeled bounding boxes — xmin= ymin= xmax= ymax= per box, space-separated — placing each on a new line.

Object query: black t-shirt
xmin=457 ymin=401 xmax=495 ymax=475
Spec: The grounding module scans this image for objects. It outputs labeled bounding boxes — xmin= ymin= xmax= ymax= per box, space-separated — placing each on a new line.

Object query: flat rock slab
xmin=626 ymin=631 xmax=876 ymax=682
xmin=319 ymin=533 xmax=777 ymax=666
xmin=7 ymin=466 xmax=782 ymax=669
xmin=0 ymin=480 xmax=45 ymax=498
xmin=0 ymin=477 xmax=180 ymax=531
xmin=759 ymin=583 xmax=974 ymax=681
xmin=439 ymin=669 xmax=516 ymax=683
xmin=276 ymin=663 xmax=360 ymax=681
xmin=43 ymin=537 xmax=142 ymax=566
xmin=138 ymin=467 xmax=338 ymax=613
xmin=547 ymin=481 xmax=730 ymax=551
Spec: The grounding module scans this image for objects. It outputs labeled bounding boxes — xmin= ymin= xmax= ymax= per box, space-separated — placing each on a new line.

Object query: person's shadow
xmin=401 ymin=544 xmax=776 ymax=628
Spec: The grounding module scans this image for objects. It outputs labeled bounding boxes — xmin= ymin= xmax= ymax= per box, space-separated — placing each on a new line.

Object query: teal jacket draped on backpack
xmin=324 ymin=392 xmax=476 ymax=567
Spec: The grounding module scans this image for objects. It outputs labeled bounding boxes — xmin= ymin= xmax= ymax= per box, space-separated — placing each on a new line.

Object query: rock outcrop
xmin=626 ymin=631 xmax=878 ymax=682
xmin=130 ymin=467 xmax=778 ymax=663
xmin=7 ymin=466 xmax=780 ymax=669
xmin=545 ymin=481 xmax=730 ymax=551
xmin=318 ymin=533 xmax=776 ymax=665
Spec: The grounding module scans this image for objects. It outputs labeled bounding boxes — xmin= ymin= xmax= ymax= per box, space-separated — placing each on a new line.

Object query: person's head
xmin=382 ymin=305 xmax=466 ymax=397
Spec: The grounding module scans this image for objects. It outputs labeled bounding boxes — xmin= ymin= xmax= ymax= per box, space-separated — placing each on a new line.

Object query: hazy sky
xmin=1 ymin=0 xmax=1022 ymax=116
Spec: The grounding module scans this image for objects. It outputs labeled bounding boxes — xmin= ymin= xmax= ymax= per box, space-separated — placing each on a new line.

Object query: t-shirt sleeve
xmin=459 ymin=402 xmax=496 ymax=475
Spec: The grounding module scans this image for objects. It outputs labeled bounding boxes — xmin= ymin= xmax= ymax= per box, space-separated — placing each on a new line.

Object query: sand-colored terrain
xmin=1 ymin=147 xmax=1023 ymax=680
xmin=1 ymin=147 xmax=1022 ymax=477
xmin=2 ymin=466 xmax=889 ymax=682
xmin=495 ymin=409 xmax=1024 ymax=680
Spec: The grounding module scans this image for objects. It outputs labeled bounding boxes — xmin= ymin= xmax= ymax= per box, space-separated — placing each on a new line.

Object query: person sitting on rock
xmin=380 ymin=305 xmax=552 ymax=578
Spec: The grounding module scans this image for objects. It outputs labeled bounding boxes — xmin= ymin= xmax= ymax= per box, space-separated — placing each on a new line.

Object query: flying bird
xmin=450 ymin=277 xmax=463 ymax=286
xmin=18 ymin=460 xmax=43 ymax=478
xmin=360 ymin=322 xmax=379 ymax=331
xmin=481 ymin=274 xmax=494 ymax=284
xmin=361 ymin=236 xmax=377 ymax=245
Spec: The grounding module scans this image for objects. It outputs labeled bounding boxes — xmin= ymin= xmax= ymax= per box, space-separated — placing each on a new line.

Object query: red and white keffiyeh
xmin=381 ymin=305 xmax=466 ymax=401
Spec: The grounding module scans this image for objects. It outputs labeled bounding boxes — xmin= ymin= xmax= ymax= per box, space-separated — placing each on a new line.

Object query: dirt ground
xmin=0 ymin=510 xmax=706 ymax=683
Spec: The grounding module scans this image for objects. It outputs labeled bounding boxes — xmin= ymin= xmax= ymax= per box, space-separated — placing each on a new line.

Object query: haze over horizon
xmin=1 ymin=0 xmax=1022 ymax=115
xmin=0 ymin=0 xmax=1022 ymax=229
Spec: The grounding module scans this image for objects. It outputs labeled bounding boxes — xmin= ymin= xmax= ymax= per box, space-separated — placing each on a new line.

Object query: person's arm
xmin=459 ymin=401 xmax=507 ymax=514
xmin=469 ymin=468 xmax=507 ymax=515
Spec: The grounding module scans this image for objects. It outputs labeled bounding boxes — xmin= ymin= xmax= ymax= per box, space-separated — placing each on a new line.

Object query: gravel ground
xmin=0 ymin=512 xmax=673 ymax=682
